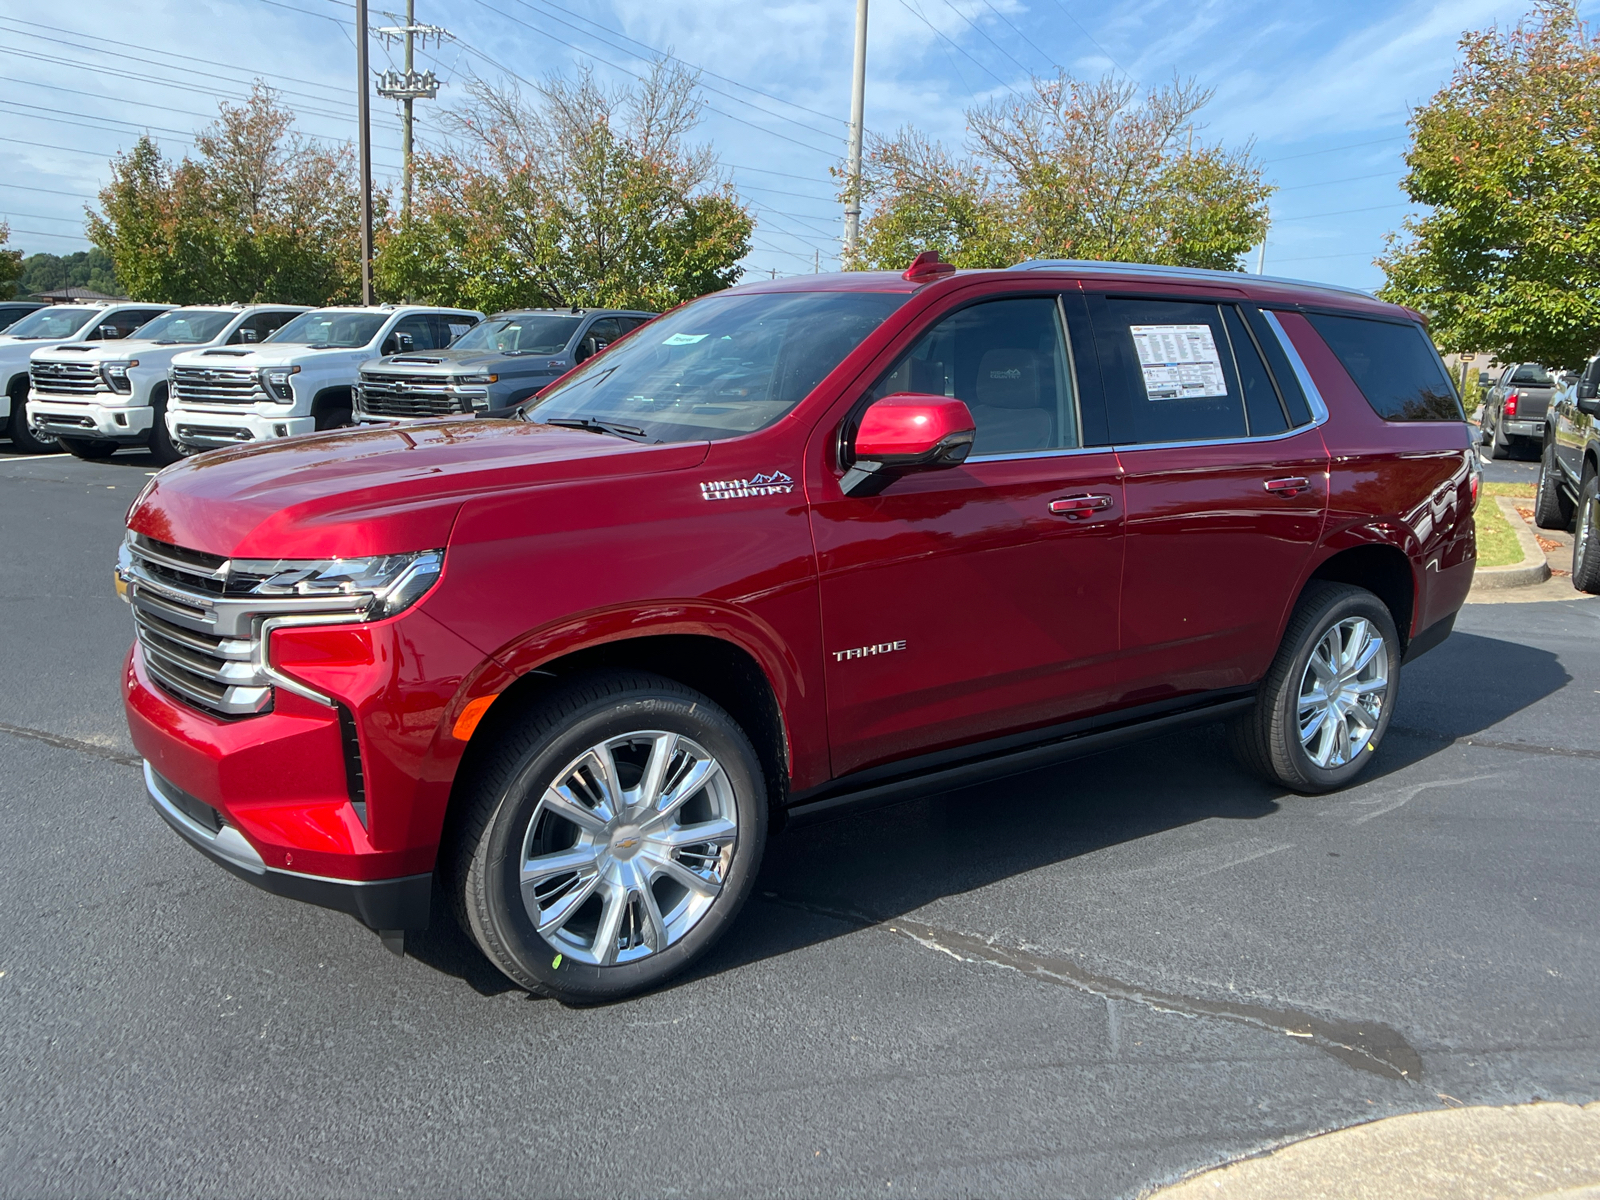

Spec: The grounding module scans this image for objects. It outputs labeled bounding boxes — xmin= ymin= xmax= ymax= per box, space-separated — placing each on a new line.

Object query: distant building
xmin=38 ymin=286 xmax=128 ymax=304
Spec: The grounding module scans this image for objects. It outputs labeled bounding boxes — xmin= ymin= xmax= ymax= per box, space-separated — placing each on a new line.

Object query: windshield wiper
xmin=542 ymin=416 xmax=648 ymax=440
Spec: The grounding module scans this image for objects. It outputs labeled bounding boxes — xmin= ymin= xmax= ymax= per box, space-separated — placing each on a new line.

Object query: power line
xmin=1274 ymin=201 xmax=1414 ymax=222
xmin=0 ymin=99 xmax=199 ymax=141
xmin=1047 ymin=0 xmax=1132 ymax=78
xmin=0 ymin=209 xmax=85 ymax=226
xmin=973 ymin=0 xmax=1055 ymax=70
xmin=0 ymin=182 xmax=97 ymax=200
xmin=1275 ymin=169 xmax=1400 ymax=192
xmin=0 ymin=226 xmax=90 ymax=243
xmin=1263 ymin=134 xmax=1407 ymax=164
xmin=898 ymin=0 xmax=1014 ymax=93
xmin=936 ymin=0 xmax=1031 ymax=77
xmin=1272 ymin=250 xmax=1378 ymax=264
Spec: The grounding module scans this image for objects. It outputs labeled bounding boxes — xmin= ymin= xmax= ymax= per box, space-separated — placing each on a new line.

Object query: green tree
xmin=377 ymin=62 xmax=752 ymax=311
xmin=0 ymin=223 xmax=22 ymax=299
xmin=1379 ymin=2 xmax=1600 ymax=367
xmin=88 ymin=84 xmax=366 ymax=304
xmin=851 ymin=73 xmax=1273 ymax=271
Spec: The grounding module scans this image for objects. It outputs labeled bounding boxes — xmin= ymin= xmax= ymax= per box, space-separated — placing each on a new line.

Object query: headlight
xmin=227 ymin=549 xmax=443 ymax=620
xmin=102 ymin=360 xmax=137 ymax=394
xmin=261 ymin=365 xmax=300 ymax=401
xmin=451 ymin=373 xmax=498 ymax=386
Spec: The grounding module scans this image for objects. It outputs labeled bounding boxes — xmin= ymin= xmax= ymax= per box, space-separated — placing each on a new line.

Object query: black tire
xmin=1229 ymin=582 xmax=1400 ymax=794
xmin=1488 ymin=415 xmax=1509 ymax=459
xmin=1534 ymin=443 xmax=1575 ymax=531
xmin=57 ymin=436 xmax=119 ymax=460
xmin=6 ymin=384 xmax=56 ymax=453
xmin=147 ymin=387 xmax=185 ymax=466
xmin=313 ymin=406 xmax=353 ymax=432
xmin=1573 ymin=474 xmax=1600 ymax=595
xmin=451 ymin=671 xmax=768 ymax=1003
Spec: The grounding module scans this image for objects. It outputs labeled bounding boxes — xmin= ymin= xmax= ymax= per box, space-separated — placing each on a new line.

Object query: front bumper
xmin=145 ymin=761 xmax=431 ymax=930
xmin=29 ymin=395 xmax=154 ymax=441
xmin=169 ymin=408 xmax=315 ymax=447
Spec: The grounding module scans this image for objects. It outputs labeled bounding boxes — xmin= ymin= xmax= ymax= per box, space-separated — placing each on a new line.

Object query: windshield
xmin=269 ymin=310 xmax=386 ymax=348
xmin=130 ymin=309 xmax=234 ymax=344
xmin=525 ymin=290 xmax=909 ymax=442
xmin=1510 ymin=364 xmax=1554 ymax=386
xmin=454 ymin=314 xmax=581 ymax=355
xmin=3 ymin=307 xmax=97 ymax=340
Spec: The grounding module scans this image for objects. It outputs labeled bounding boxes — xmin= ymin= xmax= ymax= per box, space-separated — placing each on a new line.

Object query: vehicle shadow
xmin=407 ymin=629 xmax=1570 ymax=1000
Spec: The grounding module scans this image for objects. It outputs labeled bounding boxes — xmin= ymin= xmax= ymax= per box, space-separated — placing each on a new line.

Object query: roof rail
xmin=1007 ymin=259 xmax=1375 ymax=301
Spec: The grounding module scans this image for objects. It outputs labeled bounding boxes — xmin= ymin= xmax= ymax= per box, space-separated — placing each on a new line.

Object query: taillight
xmin=1505 ymin=391 xmax=1519 ymax=417
xmin=1470 ymin=459 xmax=1482 ymax=511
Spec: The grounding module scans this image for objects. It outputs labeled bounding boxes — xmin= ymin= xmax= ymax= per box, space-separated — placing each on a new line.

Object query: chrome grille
xmin=358 ymin=372 xmax=462 ymax=419
xmin=133 ymin=607 xmax=269 ymax=716
xmin=30 ymin=360 xmax=101 ymax=395
xmin=171 ymin=365 xmax=261 ymax=405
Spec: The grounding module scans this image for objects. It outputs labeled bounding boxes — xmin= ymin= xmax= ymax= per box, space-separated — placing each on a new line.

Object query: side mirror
xmin=1577 ymin=395 xmax=1600 ymax=417
xmin=396 ymin=332 xmax=415 ymax=352
xmin=575 ymin=336 xmax=597 ymax=364
xmin=1477 ymin=372 xmax=1490 ymax=388
xmin=841 ymin=393 xmax=976 ymax=496
xmin=240 ymin=328 xmax=258 ymax=343
xmin=99 ymin=324 xmax=121 ymax=339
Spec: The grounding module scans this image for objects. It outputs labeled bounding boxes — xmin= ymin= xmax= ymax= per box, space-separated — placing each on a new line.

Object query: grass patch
xmin=1484 ymin=481 xmax=1535 ymax=498
xmin=1475 ymin=500 xmax=1525 ymax=568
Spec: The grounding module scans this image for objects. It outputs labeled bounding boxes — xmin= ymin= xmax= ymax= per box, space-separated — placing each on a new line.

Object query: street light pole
xmin=1256 ymin=207 xmax=1269 ymax=275
xmin=842 ymin=0 xmax=868 ymax=266
xmin=355 ymin=0 xmax=374 ymax=304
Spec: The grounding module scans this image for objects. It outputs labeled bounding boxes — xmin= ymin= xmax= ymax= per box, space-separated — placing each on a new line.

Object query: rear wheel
xmin=1573 ymin=474 xmax=1600 ymax=595
xmin=451 ymin=671 xmax=767 ymax=1003
xmin=1230 ymin=582 xmax=1400 ymax=794
xmin=6 ymin=384 xmax=56 ymax=453
xmin=1534 ymin=443 xmax=1575 ymax=530
xmin=57 ymin=436 xmax=118 ymax=460
xmin=1488 ymin=415 xmax=1510 ymax=459
xmin=313 ymin=404 xmax=353 ymax=431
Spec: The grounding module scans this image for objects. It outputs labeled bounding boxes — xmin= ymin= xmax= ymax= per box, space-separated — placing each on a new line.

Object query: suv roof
xmin=485 ymin=307 xmax=654 ymax=317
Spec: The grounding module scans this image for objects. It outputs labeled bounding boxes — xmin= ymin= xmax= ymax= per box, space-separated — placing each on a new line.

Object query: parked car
xmin=356 ymin=308 xmax=655 ymax=424
xmin=1480 ymin=362 xmax=1556 ymax=459
xmin=163 ymin=305 xmax=482 ymax=452
xmin=1 ymin=301 xmax=174 ymax=452
xmin=27 ymin=304 xmax=308 ymax=464
xmin=0 ymin=301 xmax=46 ymax=333
xmin=1534 ymin=349 xmax=1600 ymax=592
xmin=117 ymin=257 xmax=1476 ymax=1003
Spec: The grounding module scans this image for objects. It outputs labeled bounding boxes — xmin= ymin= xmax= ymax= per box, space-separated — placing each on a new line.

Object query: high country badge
xmin=700 ymin=471 xmax=795 ymax=501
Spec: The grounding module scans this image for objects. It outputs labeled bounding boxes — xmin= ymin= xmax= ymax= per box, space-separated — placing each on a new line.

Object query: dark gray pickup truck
xmin=1480 ymin=362 xmax=1556 ymax=458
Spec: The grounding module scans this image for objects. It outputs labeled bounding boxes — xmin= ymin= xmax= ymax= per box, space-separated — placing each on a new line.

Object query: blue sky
xmin=0 ymin=0 xmax=1554 ymax=292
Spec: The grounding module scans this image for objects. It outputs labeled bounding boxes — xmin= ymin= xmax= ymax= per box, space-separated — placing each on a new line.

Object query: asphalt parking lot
xmin=2 ymin=442 xmax=1598 ymax=1200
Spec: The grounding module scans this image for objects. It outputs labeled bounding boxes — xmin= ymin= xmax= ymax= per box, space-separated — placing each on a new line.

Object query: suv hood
xmin=0 ymin=336 xmax=83 ymax=365
xmin=129 ymin=419 xmax=708 ymax=559
xmin=172 ymin=343 xmax=370 ymax=369
xmin=365 ymin=349 xmax=529 ymax=375
xmin=30 ymin=338 xmax=191 ymax=363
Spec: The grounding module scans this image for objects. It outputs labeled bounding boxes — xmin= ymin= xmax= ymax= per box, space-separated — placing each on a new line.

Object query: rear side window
xmin=1510 ymin=364 xmax=1552 ymax=386
xmin=1305 ymin=313 xmax=1463 ymax=422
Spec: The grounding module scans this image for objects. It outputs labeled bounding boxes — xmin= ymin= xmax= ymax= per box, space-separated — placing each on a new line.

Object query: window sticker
xmin=1129 ymin=324 xmax=1228 ymax=400
xmin=661 ymin=332 xmax=708 ymax=345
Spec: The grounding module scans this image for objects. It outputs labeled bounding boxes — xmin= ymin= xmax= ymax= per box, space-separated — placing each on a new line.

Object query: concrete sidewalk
xmin=1150 ymin=1102 xmax=1600 ymax=1199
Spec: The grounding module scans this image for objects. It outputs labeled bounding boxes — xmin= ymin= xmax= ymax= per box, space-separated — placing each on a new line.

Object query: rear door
xmin=1557 ymin=357 xmax=1600 ymax=483
xmin=1089 ymin=293 xmax=1329 ymax=702
xmin=810 ymin=290 xmax=1126 ymax=775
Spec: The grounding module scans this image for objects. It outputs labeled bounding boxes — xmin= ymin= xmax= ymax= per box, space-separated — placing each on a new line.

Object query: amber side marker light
xmin=453 ymin=694 xmax=499 ymax=741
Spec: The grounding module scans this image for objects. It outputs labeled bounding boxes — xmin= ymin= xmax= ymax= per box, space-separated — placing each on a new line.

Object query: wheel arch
xmin=1302 ymin=542 xmax=1417 ymax=649
xmin=310 ymin=385 xmax=353 ymax=419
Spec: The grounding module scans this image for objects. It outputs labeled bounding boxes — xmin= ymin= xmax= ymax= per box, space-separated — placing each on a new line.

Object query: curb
xmin=1471 ymin=495 xmax=1552 ymax=590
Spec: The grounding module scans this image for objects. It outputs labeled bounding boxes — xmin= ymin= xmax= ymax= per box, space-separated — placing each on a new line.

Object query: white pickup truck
xmin=2 ymin=301 xmax=173 ymax=453
xmin=164 ymin=305 xmax=482 ymax=452
xmin=27 ymin=304 xmax=308 ymax=463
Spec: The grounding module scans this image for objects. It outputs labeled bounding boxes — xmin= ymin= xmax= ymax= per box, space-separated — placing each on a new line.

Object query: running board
xmin=784 ymin=690 xmax=1257 ymax=829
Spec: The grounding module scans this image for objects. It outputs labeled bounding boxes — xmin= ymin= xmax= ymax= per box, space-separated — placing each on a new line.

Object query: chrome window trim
xmin=967 ymin=444 xmax=1114 ymax=464
xmin=1262 ymin=309 xmax=1331 ymax=424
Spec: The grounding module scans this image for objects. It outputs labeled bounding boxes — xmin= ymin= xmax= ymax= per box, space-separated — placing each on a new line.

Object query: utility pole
xmin=1256 ymin=208 xmax=1269 ymax=275
xmin=842 ymin=0 xmax=869 ymax=265
xmin=356 ymin=0 xmax=374 ymax=303
xmin=376 ymin=4 xmax=449 ymax=224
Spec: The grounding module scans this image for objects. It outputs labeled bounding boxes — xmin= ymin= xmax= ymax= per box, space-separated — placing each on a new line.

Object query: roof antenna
xmin=903 ymin=251 xmax=956 ymax=283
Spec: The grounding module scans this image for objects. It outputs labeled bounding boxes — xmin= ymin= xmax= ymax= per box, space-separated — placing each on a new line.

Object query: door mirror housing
xmin=575 ymin=336 xmax=598 ymax=363
xmin=1577 ymin=395 xmax=1600 ymax=417
xmin=842 ymin=393 xmax=976 ymax=495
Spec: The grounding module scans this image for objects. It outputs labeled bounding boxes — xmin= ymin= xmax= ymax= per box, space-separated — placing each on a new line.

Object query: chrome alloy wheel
xmin=1297 ymin=617 xmax=1388 ymax=769
xmin=1578 ymin=491 xmax=1596 ymax=562
xmin=519 ymin=732 xmax=737 ymax=967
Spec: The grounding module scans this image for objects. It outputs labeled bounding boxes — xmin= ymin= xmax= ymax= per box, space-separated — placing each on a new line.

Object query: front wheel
xmin=6 ymin=389 xmax=56 ymax=453
xmin=1230 ymin=582 xmax=1400 ymax=794
xmin=57 ymin=436 xmax=119 ymax=460
xmin=147 ymin=389 xmax=185 ymax=466
xmin=451 ymin=672 xmax=767 ymax=1003
xmin=1573 ymin=475 xmax=1600 ymax=595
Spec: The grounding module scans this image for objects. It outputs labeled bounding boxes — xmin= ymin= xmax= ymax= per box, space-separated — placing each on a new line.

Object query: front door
xmin=809 ymin=293 xmax=1126 ymax=778
xmin=1088 ymin=294 xmax=1329 ymax=703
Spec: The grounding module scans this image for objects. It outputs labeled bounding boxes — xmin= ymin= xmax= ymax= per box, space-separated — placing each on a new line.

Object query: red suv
xmin=119 ymin=258 xmax=1477 ymax=1002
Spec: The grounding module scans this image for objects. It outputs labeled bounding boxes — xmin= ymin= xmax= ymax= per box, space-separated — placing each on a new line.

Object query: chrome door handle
xmin=1049 ymin=494 xmax=1113 ymax=519
xmin=1264 ymin=477 xmax=1310 ymax=497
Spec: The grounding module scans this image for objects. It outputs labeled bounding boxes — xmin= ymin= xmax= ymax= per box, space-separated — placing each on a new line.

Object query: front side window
xmin=435 ymin=314 xmax=478 ymax=345
xmin=453 ymin=315 xmax=579 ymax=355
xmin=133 ymin=309 xmax=234 ymax=344
xmin=233 ymin=310 xmax=300 ymax=343
xmin=2 ymin=307 xmax=97 ymax=339
xmin=91 ymin=309 xmax=167 ymax=340
xmin=386 ymin=314 xmax=438 ymax=353
xmin=1307 ymin=313 xmax=1463 ymax=422
xmin=870 ymin=296 xmax=1079 ymax=455
xmin=527 ymin=290 xmax=909 ymax=443
xmin=269 ymin=311 xmax=387 ymax=348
